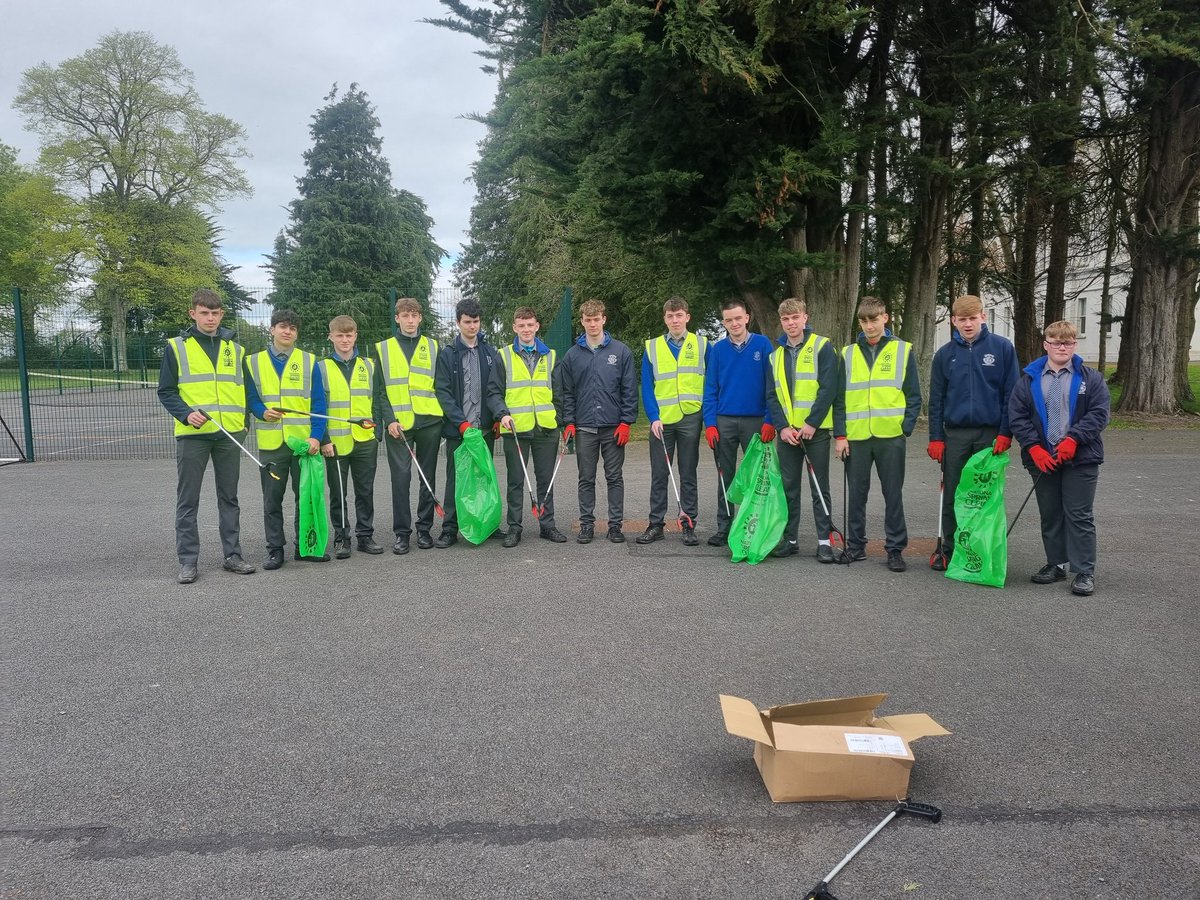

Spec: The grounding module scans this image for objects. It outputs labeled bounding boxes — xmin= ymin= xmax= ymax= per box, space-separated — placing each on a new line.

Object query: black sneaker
xmin=846 ymin=547 xmax=867 ymax=562
xmin=681 ymin=526 xmax=699 ymax=547
xmin=416 ymin=532 xmax=434 ymax=550
xmin=886 ymin=550 xmax=907 ymax=572
xmin=816 ymin=545 xmax=834 ymax=564
xmin=393 ymin=535 xmax=410 ymax=555
xmin=223 ymin=554 xmax=257 ymax=575
xmin=177 ymin=563 xmax=198 ymax=584
xmin=434 ymin=532 xmax=458 ymax=549
xmin=503 ymin=530 xmax=522 ymax=548
xmin=773 ymin=540 xmax=798 ymax=559
xmin=636 ymin=525 xmax=664 ymax=545
xmin=1070 ymin=573 xmax=1095 ymax=596
xmin=357 ymin=538 xmax=385 ymax=555
xmin=607 ymin=527 xmax=626 ymax=544
xmin=264 ymin=549 xmax=285 ymax=570
xmin=707 ymin=531 xmax=728 ymax=547
xmin=540 ymin=527 xmax=568 ymax=543
xmin=1031 ymin=563 xmax=1067 ymax=584
xmin=332 ymin=539 xmax=351 ymax=560
xmin=577 ymin=525 xmax=594 ymax=544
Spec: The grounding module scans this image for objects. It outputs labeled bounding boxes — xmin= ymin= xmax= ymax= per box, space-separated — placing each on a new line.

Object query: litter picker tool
xmin=272 ymin=407 xmax=375 ymax=429
xmin=509 ymin=429 xmax=540 ymax=519
xmin=797 ymin=434 xmax=848 ymax=561
xmin=804 ymin=799 xmax=943 ymax=900
xmin=396 ymin=425 xmax=444 ymax=518
xmin=1007 ymin=472 xmax=1043 ymax=537
xmin=711 ymin=445 xmax=732 ymax=517
xmin=930 ymin=462 xmax=949 ymax=569
xmin=658 ymin=431 xmax=694 ymax=531
xmin=194 ymin=408 xmax=280 ymax=480
xmin=536 ymin=431 xmax=569 ymax=518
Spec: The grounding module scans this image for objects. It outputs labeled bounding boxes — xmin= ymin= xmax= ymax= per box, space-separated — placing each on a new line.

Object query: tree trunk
xmin=110 ymin=293 xmax=128 ymax=373
xmin=1117 ymin=57 xmax=1200 ymax=413
xmin=1174 ymin=185 xmax=1198 ymax=403
xmin=1013 ymin=189 xmax=1044 ymax=365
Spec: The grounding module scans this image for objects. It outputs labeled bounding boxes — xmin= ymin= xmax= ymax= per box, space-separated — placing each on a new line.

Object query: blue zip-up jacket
xmin=928 ymin=325 xmax=1020 ymax=440
xmin=640 ymin=332 xmax=712 ymax=423
xmin=1008 ymin=355 xmax=1109 ymax=467
xmin=764 ymin=326 xmax=842 ymax=434
xmin=555 ymin=331 xmax=638 ymax=428
xmin=245 ymin=346 xmax=328 ymax=442
xmin=702 ymin=332 xmax=775 ymax=427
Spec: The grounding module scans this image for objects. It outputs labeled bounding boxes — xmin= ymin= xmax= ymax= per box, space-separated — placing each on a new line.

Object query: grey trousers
xmin=175 ymin=433 xmax=243 ymax=566
xmin=327 ymin=439 xmax=378 ymax=542
xmin=715 ymin=415 xmax=763 ymax=535
xmin=777 ymin=429 xmax=833 ymax=545
xmin=444 ymin=431 xmax=497 ymax=536
xmin=384 ymin=422 xmax=442 ymax=538
xmin=576 ymin=428 xmax=625 ymax=529
xmin=845 ymin=435 xmax=908 ymax=552
xmin=260 ymin=445 xmax=302 ymax=552
xmin=502 ymin=428 xmax=558 ymax=533
xmin=647 ymin=412 xmax=701 ymax=527
xmin=1029 ymin=462 xmax=1099 ymax=575
xmin=942 ymin=425 xmax=998 ymax=545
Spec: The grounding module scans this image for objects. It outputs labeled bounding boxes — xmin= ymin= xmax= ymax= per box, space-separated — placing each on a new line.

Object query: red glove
xmin=562 ymin=424 xmax=576 ymax=441
xmin=927 ymin=440 xmax=945 ymax=463
xmin=614 ymin=423 xmax=630 ymax=446
xmin=459 ymin=421 xmax=473 ymax=435
xmin=1029 ymin=445 xmax=1058 ymax=474
xmin=992 ymin=435 xmax=1011 ymax=455
xmin=760 ymin=423 xmax=776 ymax=443
xmin=705 ymin=426 xmax=719 ymax=449
xmin=1055 ymin=436 xmax=1077 ymax=463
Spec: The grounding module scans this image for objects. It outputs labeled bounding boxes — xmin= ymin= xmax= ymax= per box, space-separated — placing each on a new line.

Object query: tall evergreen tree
xmin=268 ymin=84 xmax=443 ymax=349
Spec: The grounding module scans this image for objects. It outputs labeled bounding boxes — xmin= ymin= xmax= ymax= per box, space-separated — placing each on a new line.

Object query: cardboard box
xmin=720 ymin=692 xmax=950 ymax=802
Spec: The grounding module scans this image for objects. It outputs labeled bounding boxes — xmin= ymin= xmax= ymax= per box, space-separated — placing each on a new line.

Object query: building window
xmin=1077 ymin=299 xmax=1087 ymax=337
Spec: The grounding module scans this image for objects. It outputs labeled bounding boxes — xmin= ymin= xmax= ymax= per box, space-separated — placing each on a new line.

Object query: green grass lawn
xmin=1107 ymin=363 xmax=1200 ymax=427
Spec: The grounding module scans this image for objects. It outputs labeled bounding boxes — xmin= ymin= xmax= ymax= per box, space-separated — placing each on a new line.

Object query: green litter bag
xmin=454 ymin=428 xmax=503 ymax=544
xmin=946 ymin=446 xmax=1011 ymax=588
xmin=725 ymin=435 xmax=788 ymax=565
xmin=286 ymin=436 xmax=329 ymax=559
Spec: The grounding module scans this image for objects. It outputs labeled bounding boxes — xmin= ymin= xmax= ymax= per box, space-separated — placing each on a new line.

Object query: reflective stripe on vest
xmin=169 ymin=336 xmax=246 ymax=437
xmin=771 ymin=334 xmax=833 ymax=430
xmin=375 ymin=336 xmax=443 ymax=430
xmin=645 ymin=333 xmax=706 ymax=424
xmin=500 ymin=346 xmax=557 ymax=432
xmin=842 ymin=340 xmax=909 ymax=439
xmin=248 ymin=348 xmax=315 ymax=450
xmin=322 ymin=356 xmax=376 ymax=454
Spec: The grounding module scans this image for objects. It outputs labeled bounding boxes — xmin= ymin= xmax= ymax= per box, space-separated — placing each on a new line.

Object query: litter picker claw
xmin=536 ymin=431 xmax=569 ymax=518
xmin=659 ymin=431 xmax=694 ymax=531
xmin=930 ymin=463 xmax=950 ymax=570
xmin=272 ymin=406 xmax=375 ymax=429
xmin=509 ymin=429 xmax=540 ymax=519
xmin=194 ymin=408 xmax=280 ymax=480
xmin=797 ymin=434 xmax=848 ymax=561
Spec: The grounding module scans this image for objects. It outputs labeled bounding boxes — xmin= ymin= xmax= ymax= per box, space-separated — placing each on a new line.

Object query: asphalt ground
xmin=3 ymin=430 xmax=1199 ymax=899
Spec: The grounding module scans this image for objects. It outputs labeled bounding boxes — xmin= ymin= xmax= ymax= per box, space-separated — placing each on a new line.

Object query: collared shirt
xmin=461 ymin=343 xmax=482 ymax=427
xmin=1040 ymin=364 xmax=1074 ymax=445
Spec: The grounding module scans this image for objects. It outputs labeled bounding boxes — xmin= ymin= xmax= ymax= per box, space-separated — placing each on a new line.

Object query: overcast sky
xmin=1 ymin=0 xmax=499 ymax=289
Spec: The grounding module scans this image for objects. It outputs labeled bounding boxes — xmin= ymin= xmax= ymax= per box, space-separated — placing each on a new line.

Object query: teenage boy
xmin=926 ymin=294 xmax=1020 ymax=569
xmin=766 ymin=298 xmax=840 ymax=562
xmin=435 ymin=298 xmax=514 ymax=548
xmin=246 ymin=308 xmax=328 ymax=567
xmin=1008 ymin=320 xmax=1110 ymax=597
xmin=834 ymin=297 xmax=922 ymax=572
xmin=496 ymin=306 xmax=567 ymax=547
xmin=157 ymin=288 xmax=256 ymax=583
xmin=374 ymin=297 xmax=444 ymax=555
xmin=320 ymin=315 xmax=383 ymax=559
xmin=638 ymin=297 xmax=708 ymax=547
xmin=556 ymin=299 xmax=638 ymax=544
xmin=702 ymin=299 xmax=775 ymax=546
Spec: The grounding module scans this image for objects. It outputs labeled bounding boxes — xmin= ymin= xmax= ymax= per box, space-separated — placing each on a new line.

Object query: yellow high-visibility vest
xmin=247 ymin=348 xmax=316 ymax=450
xmin=375 ymin=335 xmax=442 ymax=430
xmin=771 ymin=333 xmax=833 ymax=430
xmin=499 ymin=345 xmax=557 ymax=432
xmin=168 ymin=334 xmax=246 ymax=437
xmin=842 ymin=339 xmax=910 ymax=439
xmin=322 ymin=356 xmax=376 ymax=454
xmin=644 ymin=333 xmax=707 ymax=424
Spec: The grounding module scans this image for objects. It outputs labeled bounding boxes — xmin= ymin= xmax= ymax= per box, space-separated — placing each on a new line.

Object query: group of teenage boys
xmin=160 ymin=287 xmax=1109 ymax=597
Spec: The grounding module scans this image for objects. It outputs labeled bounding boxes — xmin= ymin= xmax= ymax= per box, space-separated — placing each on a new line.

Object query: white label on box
xmin=844 ymin=732 xmax=908 ymax=756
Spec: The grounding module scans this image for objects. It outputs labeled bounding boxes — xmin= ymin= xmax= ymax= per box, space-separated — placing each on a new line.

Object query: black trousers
xmin=942 ymin=425 xmax=999 ymax=546
xmin=1029 ymin=462 xmax=1099 ymax=575
xmin=715 ymin=415 xmax=763 ymax=535
xmin=384 ymin=422 xmax=442 ymax=537
xmin=260 ymin=445 xmax=303 ymax=552
xmin=647 ymin=412 xmax=701 ymax=527
xmin=575 ymin=428 xmax=626 ymax=529
xmin=326 ymin=439 xmax=379 ymax=542
xmin=175 ymin=433 xmax=243 ymax=565
xmin=776 ymin=429 xmax=833 ymax=545
xmin=443 ymin=431 xmax=497 ymax=536
xmin=845 ymin=435 xmax=908 ymax=552
xmin=502 ymin=428 xmax=559 ymax=533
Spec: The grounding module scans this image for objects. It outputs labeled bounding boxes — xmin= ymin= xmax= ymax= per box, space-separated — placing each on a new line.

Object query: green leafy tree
xmin=267 ymin=84 xmax=443 ymax=349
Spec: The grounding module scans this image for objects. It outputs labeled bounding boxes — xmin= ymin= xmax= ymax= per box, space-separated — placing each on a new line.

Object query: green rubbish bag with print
xmin=946 ymin=446 xmax=1011 ymax=588
xmin=725 ymin=435 xmax=787 ymax=565
xmin=287 ymin=436 xmax=329 ymax=559
xmin=454 ymin=428 xmax=503 ymax=544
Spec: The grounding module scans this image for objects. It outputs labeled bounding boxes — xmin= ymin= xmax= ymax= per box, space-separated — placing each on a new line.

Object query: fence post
xmin=11 ymin=288 xmax=36 ymax=461
xmin=389 ymin=288 xmax=398 ymax=338
xmin=55 ymin=334 xmax=64 ymax=395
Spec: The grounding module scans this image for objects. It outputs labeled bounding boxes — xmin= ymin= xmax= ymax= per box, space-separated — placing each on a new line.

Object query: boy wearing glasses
xmin=926 ymin=295 xmax=1020 ymax=569
xmin=1007 ymin=320 xmax=1111 ymax=596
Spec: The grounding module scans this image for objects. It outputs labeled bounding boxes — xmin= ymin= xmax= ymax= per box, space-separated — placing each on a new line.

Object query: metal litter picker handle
xmin=195 ymin=408 xmax=280 ymax=480
xmin=804 ymin=799 xmax=942 ymax=900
